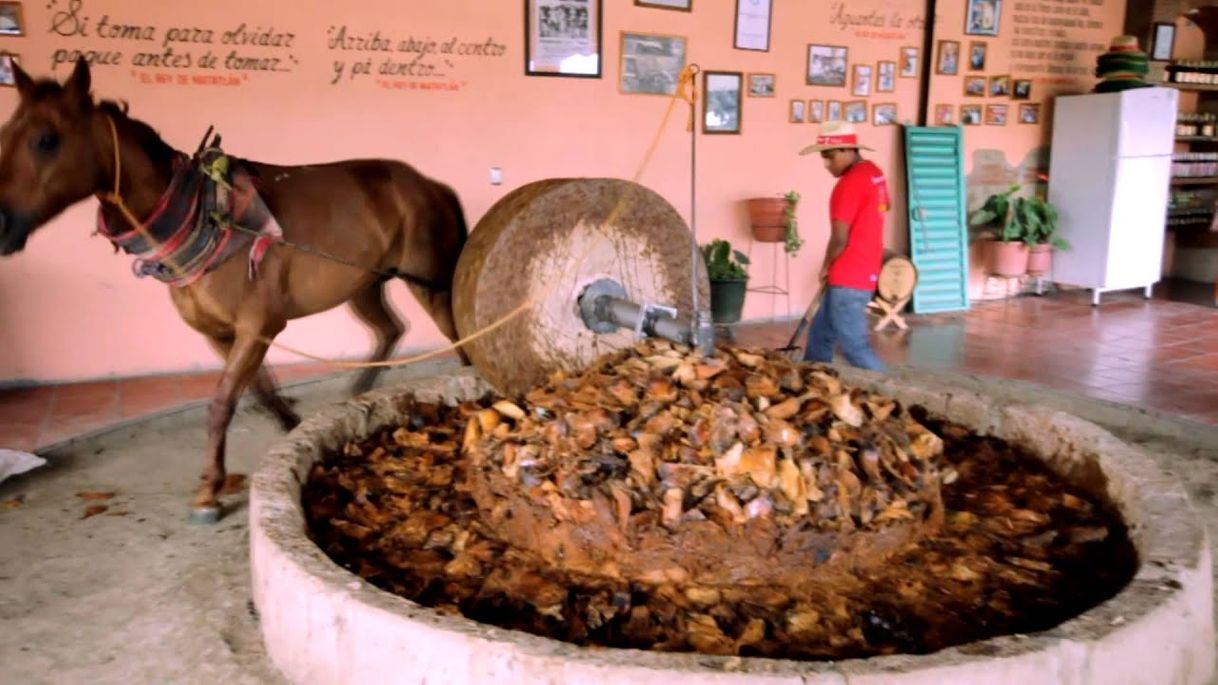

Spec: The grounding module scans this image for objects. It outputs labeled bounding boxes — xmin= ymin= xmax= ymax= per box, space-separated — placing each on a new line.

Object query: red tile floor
xmin=2 ymin=282 xmax=1217 ymax=453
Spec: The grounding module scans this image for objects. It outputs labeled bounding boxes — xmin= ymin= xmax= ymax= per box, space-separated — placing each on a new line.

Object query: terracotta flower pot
xmin=988 ymin=240 xmax=1029 ymax=278
xmin=1026 ymin=243 xmax=1052 ymax=276
xmin=747 ymin=197 xmax=788 ymax=243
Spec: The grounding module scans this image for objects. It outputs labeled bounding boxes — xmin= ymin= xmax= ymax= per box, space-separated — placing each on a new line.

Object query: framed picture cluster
xmin=798 ymin=43 xmax=913 ymax=126
xmin=934 ymin=29 xmax=1040 ymax=128
xmin=0 ymin=1 xmax=22 ymax=90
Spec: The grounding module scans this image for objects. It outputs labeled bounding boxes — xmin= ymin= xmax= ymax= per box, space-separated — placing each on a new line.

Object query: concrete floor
xmin=2 ymin=358 xmax=1218 ymax=684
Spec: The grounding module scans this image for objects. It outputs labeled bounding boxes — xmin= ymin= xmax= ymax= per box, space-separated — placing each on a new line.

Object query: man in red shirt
xmin=797 ymin=122 xmax=888 ymax=371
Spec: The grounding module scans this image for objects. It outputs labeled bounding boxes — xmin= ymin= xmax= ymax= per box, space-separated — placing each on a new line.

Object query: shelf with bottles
xmin=1177 ymin=112 xmax=1218 ymax=138
xmin=1165 ymin=61 xmax=1218 ymax=86
xmin=1171 ymin=152 xmax=1218 ymax=180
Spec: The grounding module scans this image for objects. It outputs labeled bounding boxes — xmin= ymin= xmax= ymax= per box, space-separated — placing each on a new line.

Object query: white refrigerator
xmin=1046 ymin=86 xmax=1179 ymax=305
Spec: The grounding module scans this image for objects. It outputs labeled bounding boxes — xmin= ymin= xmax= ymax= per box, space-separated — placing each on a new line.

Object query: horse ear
xmin=63 ymin=56 xmax=92 ymax=110
xmin=11 ymin=57 xmax=33 ymax=100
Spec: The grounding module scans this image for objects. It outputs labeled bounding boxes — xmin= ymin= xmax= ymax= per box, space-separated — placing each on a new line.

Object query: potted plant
xmin=969 ymin=183 xmax=1027 ymax=277
xmin=746 ymin=191 xmax=802 ymax=253
xmin=1016 ymin=194 xmax=1068 ymax=276
xmin=700 ymin=238 xmax=750 ymax=324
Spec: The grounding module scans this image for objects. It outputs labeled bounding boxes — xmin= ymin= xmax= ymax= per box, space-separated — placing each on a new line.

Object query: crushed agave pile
xmin=464 ymin=341 xmax=946 ymax=585
xmin=303 ymin=342 xmax=1137 ymax=660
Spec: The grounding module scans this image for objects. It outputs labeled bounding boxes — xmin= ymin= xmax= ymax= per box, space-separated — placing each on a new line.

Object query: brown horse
xmin=0 ymin=58 xmax=470 ymax=522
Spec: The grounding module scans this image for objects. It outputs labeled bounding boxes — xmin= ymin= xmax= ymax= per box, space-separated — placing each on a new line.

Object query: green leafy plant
xmin=782 ymin=190 xmax=803 ymax=256
xmin=969 ymin=183 xmax=1068 ymax=249
xmin=701 ymin=239 xmax=750 ymax=280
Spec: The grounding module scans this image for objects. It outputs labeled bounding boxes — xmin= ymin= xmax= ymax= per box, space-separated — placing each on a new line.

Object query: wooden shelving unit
xmin=1163 ymin=73 xmax=1218 ymax=306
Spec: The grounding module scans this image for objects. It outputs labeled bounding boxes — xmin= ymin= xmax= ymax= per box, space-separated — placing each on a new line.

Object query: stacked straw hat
xmin=1093 ymin=35 xmax=1153 ymax=93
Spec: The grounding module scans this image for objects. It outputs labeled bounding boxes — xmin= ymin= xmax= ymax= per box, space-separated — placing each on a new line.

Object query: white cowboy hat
xmin=798 ymin=121 xmax=875 ymax=155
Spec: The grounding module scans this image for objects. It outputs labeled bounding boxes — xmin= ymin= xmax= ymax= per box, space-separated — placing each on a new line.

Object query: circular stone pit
xmin=250 ymin=364 xmax=1215 ymax=685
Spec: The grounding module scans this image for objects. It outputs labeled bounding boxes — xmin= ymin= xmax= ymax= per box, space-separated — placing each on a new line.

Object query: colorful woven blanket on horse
xmin=96 ymin=147 xmax=283 ymax=287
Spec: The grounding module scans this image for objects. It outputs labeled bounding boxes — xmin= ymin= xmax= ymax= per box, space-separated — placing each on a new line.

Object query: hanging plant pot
xmin=747 ymin=197 xmax=788 ymax=243
xmin=709 ymin=277 xmax=748 ymax=324
xmin=988 ymin=240 xmax=1030 ymax=278
xmin=1026 ymin=243 xmax=1052 ymax=276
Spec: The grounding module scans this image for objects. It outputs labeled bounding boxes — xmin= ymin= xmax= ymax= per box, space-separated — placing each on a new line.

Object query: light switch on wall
xmin=489 ymin=167 xmax=502 ymax=185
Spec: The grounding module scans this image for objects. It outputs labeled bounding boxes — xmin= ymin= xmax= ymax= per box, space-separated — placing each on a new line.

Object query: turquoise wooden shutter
xmin=903 ymin=125 xmax=970 ymax=314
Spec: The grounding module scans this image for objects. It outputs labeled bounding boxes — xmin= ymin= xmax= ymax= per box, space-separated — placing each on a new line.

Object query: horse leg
xmin=206 ymin=336 xmax=300 ymax=432
xmin=192 ymin=330 xmax=275 ymax=524
xmin=348 ymin=279 xmax=406 ymax=396
xmin=407 ymin=282 xmax=471 ymax=367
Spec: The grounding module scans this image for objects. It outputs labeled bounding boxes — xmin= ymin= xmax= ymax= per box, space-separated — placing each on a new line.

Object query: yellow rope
xmin=98 ymin=66 xmax=701 ymax=371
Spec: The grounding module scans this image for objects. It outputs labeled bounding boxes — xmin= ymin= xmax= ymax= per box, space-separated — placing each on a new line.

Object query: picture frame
xmin=1012 ymin=79 xmax=1032 ymax=99
xmin=935 ymin=40 xmax=960 ymax=76
xmin=808 ymin=99 xmax=824 ymax=123
xmin=900 ymin=47 xmax=919 ymax=78
xmin=0 ymin=53 xmax=19 ymax=87
xmin=852 ymin=64 xmax=872 ymax=97
xmin=873 ymin=102 xmax=897 ymax=126
xmin=826 ymin=100 xmax=843 ymax=121
xmin=525 ymin=0 xmax=602 ymax=78
xmin=619 ymin=31 xmax=688 ymax=95
xmin=968 ymin=41 xmax=987 ymax=71
xmin=965 ymin=0 xmax=1001 ymax=37
xmin=703 ymin=70 xmax=742 ymax=134
xmin=985 ymin=103 xmax=1008 ymax=125
xmin=747 ymin=72 xmax=775 ymax=97
xmin=635 ymin=0 xmax=691 ymax=10
xmin=733 ymin=0 xmax=773 ymax=52
xmin=0 ymin=1 xmax=22 ymax=37
xmin=960 ymin=104 xmax=982 ymax=126
xmin=989 ymin=74 xmax=1010 ymax=97
xmin=1019 ymin=103 xmax=1041 ymax=124
xmin=790 ymin=99 xmax=806 ymax=123
xmin=877 ymin=61 xmax=896 ymax=92
xmin=964 ymin=76 xmax=987 ymax=97
xmin=807 ymin=44 xmax=848 ymax=87
xmin=1151 ymin=22 xmax=1175 ymax=62
xmin=934 ymin=103 xmax=956 ymax=126
xmin=844 ymin=100 xmax=867 ymax=123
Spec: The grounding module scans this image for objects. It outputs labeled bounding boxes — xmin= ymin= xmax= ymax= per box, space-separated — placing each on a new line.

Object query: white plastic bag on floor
xmin=0 ymin=449 xmax=46 ymax=484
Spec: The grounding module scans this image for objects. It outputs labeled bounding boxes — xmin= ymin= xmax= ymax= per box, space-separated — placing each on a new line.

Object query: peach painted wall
xmin=0 ymin=0 xmax=1122 ymax=384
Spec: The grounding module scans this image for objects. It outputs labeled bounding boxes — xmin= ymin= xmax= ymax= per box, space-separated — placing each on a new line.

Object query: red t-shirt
xmin=827 ymin=159 xmax=889 ymax=290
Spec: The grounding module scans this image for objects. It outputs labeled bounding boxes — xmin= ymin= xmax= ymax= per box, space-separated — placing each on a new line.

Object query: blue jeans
xmin=803 ymin=285 xmax=887 ymax=371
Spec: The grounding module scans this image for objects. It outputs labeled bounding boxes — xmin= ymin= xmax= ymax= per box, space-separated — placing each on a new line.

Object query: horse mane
xmin=96 ymin=99 xmax=179 ymax=168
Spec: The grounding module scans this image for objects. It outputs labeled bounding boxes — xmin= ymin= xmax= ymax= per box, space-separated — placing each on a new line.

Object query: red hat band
xmin=817 ymin=133 xmax=858 ymax=146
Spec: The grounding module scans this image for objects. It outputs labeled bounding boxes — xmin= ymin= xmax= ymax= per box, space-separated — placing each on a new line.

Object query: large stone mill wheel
xmin=452 ymin=178 xmax=711 ymax=397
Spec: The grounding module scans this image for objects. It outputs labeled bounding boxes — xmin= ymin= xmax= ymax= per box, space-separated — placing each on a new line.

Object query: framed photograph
xmin=960 ymin=104 xmax=982 ymax=126
xmin=525 ymin=0 xmax=602 ymax=77
xmin=852 ymin=64 xmax=872 ymax=97
xmin=0 ymin=53 xmax=19 ymax=87
xmin=826 ymin=100 xmax=843 ymax=121
xmin=1151 ymin=22 xmax=1175 ymax=62
xmin=965 ymin=0 xmax=1001 ymax=37
xmin=807 ymin=44 xmax=848 ymax=86
xmin=1019 ymin=103 xmax=1041 ymax=124
xmin=734 ymin=0 xmax=773 ymax=52
xmin=635 ymin=0 xmax=691 ymax=10
xmin=873 ymin=102 xmax=897 ymax=126
xmin=900 ymin=47 xmax=919 ymax=78
xmin=808 ymin=99 xmax=824 ymax=123
xmin=964 ymin=76 xmax=987 ymax=97
xmin=619 ymin=31 xmax=687 ymax=95
xmin=934 ymin=103 xmax=956 ymax=126
xmin=0 ymin=2 xmax=23 ymax=37
xmin=790 ymin=99 xmax=805 ymax=123
xmin=877 ymin=61 xmax=896 ymax=92
xmin=747 ymin=72 xmax=775 ymax=97
xmin=968 ymin=42 xmax=987 ymax=71
xmin=989 ymin=74 xmax=1010 ymax=97
xmin=985 ymin=103 xmax=1008 ymax=125
xmin=844 ymin=100 xmax=867 ymax=123
xmin=936 ymin=40 xmax=960 ymax=75
xmin=1012 ymin=79 xmax=1032 ymax=99
xmin=703 ymin=70 xmax=742 ymax=134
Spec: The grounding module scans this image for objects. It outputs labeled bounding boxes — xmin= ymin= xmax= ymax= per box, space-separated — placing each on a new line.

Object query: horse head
xmin=0 ymin=57 xmax=108 ymax=255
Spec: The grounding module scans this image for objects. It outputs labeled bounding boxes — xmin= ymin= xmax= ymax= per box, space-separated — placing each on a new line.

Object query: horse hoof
xmin=188 ymin=505 xmax=222 ymax=525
